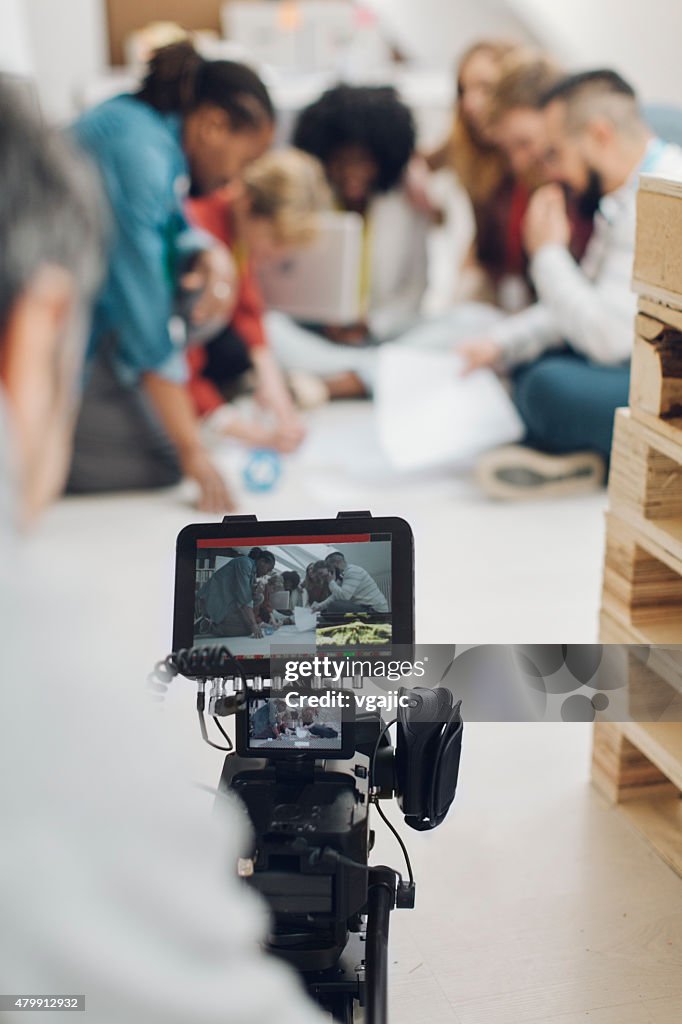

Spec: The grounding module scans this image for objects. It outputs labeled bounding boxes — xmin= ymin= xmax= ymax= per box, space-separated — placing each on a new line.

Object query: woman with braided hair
xmin=69 ymin=41 xmax=275 ymax=510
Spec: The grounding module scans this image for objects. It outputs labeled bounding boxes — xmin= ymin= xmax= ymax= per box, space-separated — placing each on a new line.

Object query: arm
xmin=494 ymin=183 xmax=635 ymax=367
xmin=143 ymin=373 xmax=234 ymax=512
xmin=250 ymin=346 xmax=306 ymax=451
xmin=328 ymin=567 xmax=362 ymax=602
xmin=232 ymin=559 xmax=263 ymax=637
xmin=528 ymin=238 xmax=636 ymax=364
xmin=99 ymin=141 xmax=235 ymax=510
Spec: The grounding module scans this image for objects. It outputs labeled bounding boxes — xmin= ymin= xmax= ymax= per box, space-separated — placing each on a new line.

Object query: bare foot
xmin=325 ymin=372 xmax=369 ymax=400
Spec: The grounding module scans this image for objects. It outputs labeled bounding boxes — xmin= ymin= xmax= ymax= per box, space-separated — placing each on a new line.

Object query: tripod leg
xmin=365 ymin=868 xmax=396 ymax=1024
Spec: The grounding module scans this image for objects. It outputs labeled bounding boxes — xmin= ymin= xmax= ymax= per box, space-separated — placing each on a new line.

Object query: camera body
xmin=223 ymin=690 xmax=394 ymax=974
xmin=172 ymin=513 xmax=462 ymax=1022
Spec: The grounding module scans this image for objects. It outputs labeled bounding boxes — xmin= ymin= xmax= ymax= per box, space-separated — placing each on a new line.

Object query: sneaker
xmin=476 ymin=445 xmax=606 ymax=500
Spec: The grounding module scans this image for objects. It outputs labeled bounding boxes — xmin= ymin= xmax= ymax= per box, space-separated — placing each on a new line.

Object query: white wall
xmin=22 ymin=0 xmax=107 ymax=121
xmin=511 ymin=0 xmax=682 ymax=103
xmin=367 ymin=0 xmax=534 ymax=66
xmin=370 ymin=0 xmax=682 ymax=104
xmin=0 ymin=0 xmax=34 ymax=75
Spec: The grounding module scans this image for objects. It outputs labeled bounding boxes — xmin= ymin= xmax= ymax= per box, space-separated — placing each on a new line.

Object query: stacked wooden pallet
xmin=594 ymin=173 xmax=682 ymax=875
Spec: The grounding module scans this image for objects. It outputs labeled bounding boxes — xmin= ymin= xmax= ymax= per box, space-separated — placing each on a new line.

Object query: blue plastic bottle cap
xmin=243 ymin=449 xmax=282 ymax=493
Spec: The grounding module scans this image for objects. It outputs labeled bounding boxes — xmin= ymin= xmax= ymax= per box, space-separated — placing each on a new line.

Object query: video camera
xmin=169 ymin=512 xmax=463 ymax=1024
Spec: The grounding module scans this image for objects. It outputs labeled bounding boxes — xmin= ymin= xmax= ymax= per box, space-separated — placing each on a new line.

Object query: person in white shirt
xmin=457 ymin=69 xmax=682 ymax=499
xmin=265 ymin=84 xmax=429 ymax=399
xmin=0 ymin=80 xmax=326 ymax=1024
xmin=311 ymin=553 xmax=389 ymax=614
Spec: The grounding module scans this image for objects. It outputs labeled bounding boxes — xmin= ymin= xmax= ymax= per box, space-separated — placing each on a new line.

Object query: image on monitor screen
xmin=246 ymin=695 xmax=344 ymax=752
xmin=193 ymin=533 xmax=392 ymax=658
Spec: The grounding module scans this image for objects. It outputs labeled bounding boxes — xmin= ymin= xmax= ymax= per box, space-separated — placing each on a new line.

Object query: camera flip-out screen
xmin=237 ymin=691 xmax=356 ymax=759
xmin=173 ymin=514 xmax=414 ymax=674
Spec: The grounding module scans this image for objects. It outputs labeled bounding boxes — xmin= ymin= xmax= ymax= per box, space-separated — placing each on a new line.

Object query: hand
xmin=457 ymin=337 xmax=503 ymax=375
xmin=272 ymin=411 xmax=306 ymax=453
xmin=324 ymin=323 xmax=369 ymax=346
xmin=181 ymin=245 xmax=237 ymax=326
xmin=180 ymin=446 xmax=235 ymax=513
xmin=251 ymin=625 xmax=264 ymax=639
xmin=218 ymin=413 xmax=306 ymax=454
xmin=523 ymin=184 xmax=571 ymax=256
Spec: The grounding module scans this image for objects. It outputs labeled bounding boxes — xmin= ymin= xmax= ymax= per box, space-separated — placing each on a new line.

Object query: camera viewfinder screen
xmin=247 ymin=696 xmax=343 ymax=752
xmin=193 ymin=533 xmax=392 ymax=659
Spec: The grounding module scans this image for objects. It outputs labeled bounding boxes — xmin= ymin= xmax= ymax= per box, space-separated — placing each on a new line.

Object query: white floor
xmin=28 ymin=401 xmax=682 ymax=1023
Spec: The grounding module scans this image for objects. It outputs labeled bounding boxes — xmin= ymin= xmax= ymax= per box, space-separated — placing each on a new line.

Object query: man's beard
xmin=577 ymin=169 xmax=605 ymax=220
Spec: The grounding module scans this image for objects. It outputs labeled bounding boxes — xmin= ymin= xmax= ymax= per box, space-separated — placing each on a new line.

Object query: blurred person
xmin=485 ymin=51 xmax=595 ymax=306
xmin=303 ymin=560 xmax=332 ymax=607
xmin=458 ymin=70 xmax=682 ymax=499
xmin=187 ymin=148 xmax=331 ymax=451
xmin=268 ymin=571 xmax=304 ymax=626
xmin=199 ymin=547 xmax=276 ymax=638
xmin=282 ymin=570 xmax=304 ymax=609
xmin=266 ymin=84 xmax=429 ymax=399
xmin=258 ymin=571 xmax=287 ymax=624
xmin=68 ymin=42 xmax=275 ymax=511
xmin=426 ymin=39 xmax=530 ymax=305
xmin=0 ymin=80 xmax=327 ymax=1024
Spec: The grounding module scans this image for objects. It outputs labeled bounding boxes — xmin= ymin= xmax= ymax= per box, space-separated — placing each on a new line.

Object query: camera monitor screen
xmin=173 ymin=516 xmax=414 ymax=673
xmin=242 ymin=694 xmax=350 ymax=755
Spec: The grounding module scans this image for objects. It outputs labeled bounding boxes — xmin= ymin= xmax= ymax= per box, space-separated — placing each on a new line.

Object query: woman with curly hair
xmin=265 ymin=84 xmax=430 ymax=398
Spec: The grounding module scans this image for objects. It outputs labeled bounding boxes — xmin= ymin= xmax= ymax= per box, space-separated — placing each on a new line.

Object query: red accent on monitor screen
xmin=197 ymin=534 xmax=372 ymax=548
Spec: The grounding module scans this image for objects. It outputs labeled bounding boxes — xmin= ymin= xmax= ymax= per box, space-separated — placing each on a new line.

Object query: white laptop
xmin=258 ymin=211 xmax=364 ymax=325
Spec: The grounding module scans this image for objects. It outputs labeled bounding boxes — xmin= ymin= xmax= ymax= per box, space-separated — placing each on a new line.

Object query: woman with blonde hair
xmin=187 ymin=147 xmax=332 ymax=451
xmin=427 ymin=39 xmax=529 ymax=303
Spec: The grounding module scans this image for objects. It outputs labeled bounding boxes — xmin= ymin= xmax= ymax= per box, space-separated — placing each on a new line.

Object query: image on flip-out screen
xmin=246 ymin=695 xmax=343 ymax=752
xmin=193 ymin=534 xmax=392 ymax=658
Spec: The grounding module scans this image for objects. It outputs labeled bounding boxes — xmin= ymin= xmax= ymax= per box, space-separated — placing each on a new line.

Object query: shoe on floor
xmin=475 ymin=445 xmax=606 ymax=501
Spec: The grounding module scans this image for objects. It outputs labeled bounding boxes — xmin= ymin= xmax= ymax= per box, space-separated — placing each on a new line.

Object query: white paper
xmin=376 ymin=346 xmax=525 ymax=471
xmin=294 ymin=606 xmax=318 ymax=632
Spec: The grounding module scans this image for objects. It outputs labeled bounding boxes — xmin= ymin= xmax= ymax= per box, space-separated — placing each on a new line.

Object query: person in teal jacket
xmin=69 ymin=42 xmax=275 ymax=510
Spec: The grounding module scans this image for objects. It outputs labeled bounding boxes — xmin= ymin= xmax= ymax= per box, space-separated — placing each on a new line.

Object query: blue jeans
xmin=512 ymin=350 xmax=631 ymax=462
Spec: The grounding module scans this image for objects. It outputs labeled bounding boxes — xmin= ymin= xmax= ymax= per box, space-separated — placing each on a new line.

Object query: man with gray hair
xmin=0 ymin=79 xmax=326 ymax=1024
xmin=459 ymin=70 xmax=682 ymax=499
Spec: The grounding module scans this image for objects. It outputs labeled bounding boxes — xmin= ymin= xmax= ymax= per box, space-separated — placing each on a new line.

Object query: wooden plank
xmin=633 ymin=180 xmax=682 ymax=307
xmin=622 ymin=722 xmax=682 ymax=791
xmin=631 ymin=407 xmax=682 ymax=447
xmin=601 ymin=512 xmax=682 ymax=631
xmin=592 ymin=722 xmax=678 ymax=803
xmin=592 ymin=721 xmax=682 ymax=875
xmin=630 ymin=329 xmax=682 ymax=422
xmin=639 ymin=295 xmax=682 ymax=333
xmin=608 ymin=410 xmax=682 ymax=524
xmin=593 ymin=635 xmax=682 ymax=720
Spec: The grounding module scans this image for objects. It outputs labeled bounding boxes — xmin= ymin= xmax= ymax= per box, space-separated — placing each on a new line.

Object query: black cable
xmin=197 ymin=710 xmax=231 ymax=752
xmin=371 ymin=796 xmax=414 ymax=886
xmin=369 ymin=716 xmax=397 ymax=792
xmin=212 ymin=716 xmax=234 ymax=751
xmin=368 ymin=717 xmax=414 ymax=886
xmin=311 ymin=846 xmax=399 ymax=880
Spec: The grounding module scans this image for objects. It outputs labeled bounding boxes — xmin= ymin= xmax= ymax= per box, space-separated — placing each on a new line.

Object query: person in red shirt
xmin=187 ymin=147 xmax=331 ymax=452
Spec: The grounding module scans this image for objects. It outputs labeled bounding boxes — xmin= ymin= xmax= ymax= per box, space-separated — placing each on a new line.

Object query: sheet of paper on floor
xmin=376 ymin=347 xmax=524 ymax=471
